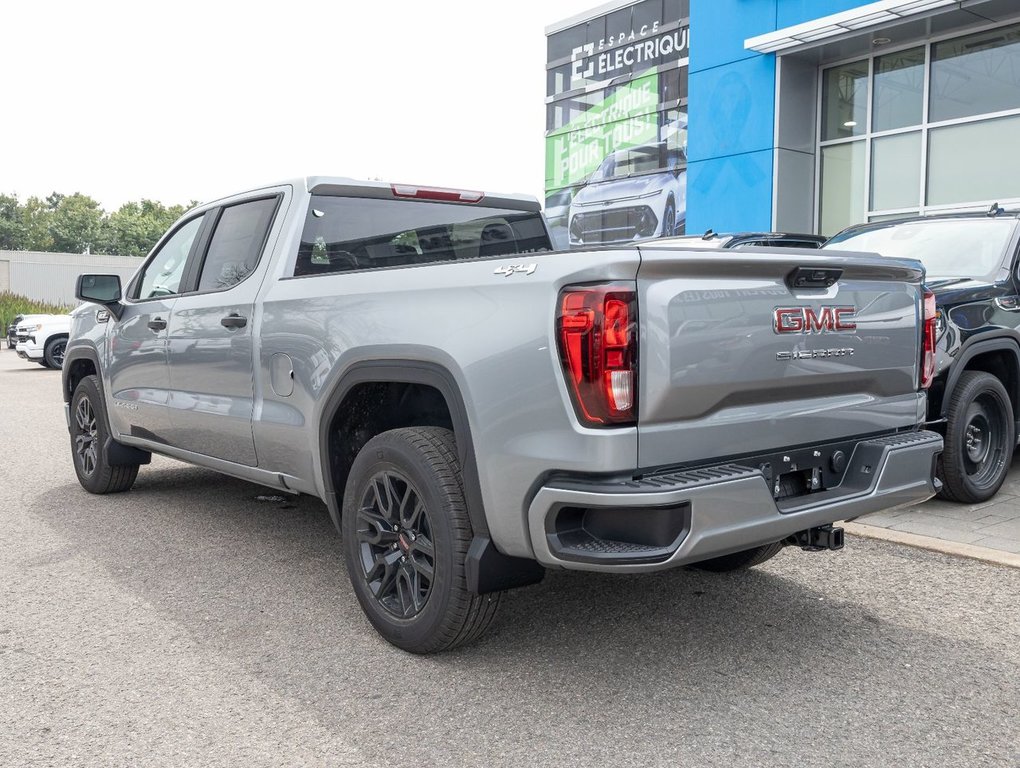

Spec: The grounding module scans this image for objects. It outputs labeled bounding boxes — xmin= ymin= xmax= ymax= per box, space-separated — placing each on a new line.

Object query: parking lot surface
xmin=2 ymin=351 xmax=1019 ymax=767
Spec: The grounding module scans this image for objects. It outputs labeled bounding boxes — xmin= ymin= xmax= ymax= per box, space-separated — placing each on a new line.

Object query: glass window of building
xmin=930 ymin=24 xmax=1020 ymax=122
xmin=927 ymin=115 xmax=1020 ymax=206
xmin=871 ymin=132 xmax=921 ymax=211
xmin=820 ymin=142 xmax=865 ymax=236
xmin=817 ymin=21 xmax=1020 ymax=235
xmin=545 ymin=0 xmax=689 ymax=248
xmin=872 ymin=48 xmax=924 ymax=132
xmin=821 ymin=60 xmax=869 ymax=141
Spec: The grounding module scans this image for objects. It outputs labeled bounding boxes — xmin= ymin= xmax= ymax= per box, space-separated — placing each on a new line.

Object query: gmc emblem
xmin=774 ymin=306 xmax=857 ymax=334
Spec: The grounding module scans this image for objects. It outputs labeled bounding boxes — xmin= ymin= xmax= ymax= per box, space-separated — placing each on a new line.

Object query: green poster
xmin=545 ymin=71 xmax=660 ymax=191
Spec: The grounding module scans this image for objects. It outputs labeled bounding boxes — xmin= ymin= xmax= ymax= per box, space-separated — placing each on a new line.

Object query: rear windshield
xmin=293 ymin=195 xmax=551 ymax=277
xmin=823 ymin=218 xmax=1017 ymax=282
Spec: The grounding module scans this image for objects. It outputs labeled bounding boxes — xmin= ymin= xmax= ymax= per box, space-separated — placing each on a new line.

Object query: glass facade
xmin=818 ymin=21 xmax=1020 ymax=236
xmin=545 ymin=0 xmax=689 ymax=249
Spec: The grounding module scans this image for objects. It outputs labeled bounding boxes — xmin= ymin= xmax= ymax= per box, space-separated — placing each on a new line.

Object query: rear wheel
xmin=939 ymin=370 xmax=1014 ymax=503
xmin=70 ymin=375 xmax=139 ymax=494
xmin=691 ymin=542 xmax=785 ymax=572
xmin=341 ymin=427 xmax=500 ymax=653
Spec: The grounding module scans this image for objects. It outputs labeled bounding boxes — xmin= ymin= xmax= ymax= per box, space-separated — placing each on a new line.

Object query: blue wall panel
xmin=688 ymin=55 xmax=776 ymax=160
xmin=686 ymin=149 xmax=775 ymax=233
xmin=687 ymin=2 xmax=778 ymax=234
xmin=689 ymin=0 xmax=777 ymax=73
xmin=687 ymin=0 xmax=874 ymax=232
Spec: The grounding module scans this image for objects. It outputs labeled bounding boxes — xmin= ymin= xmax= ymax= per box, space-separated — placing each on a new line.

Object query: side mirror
xmin=76 ymin=274 xmax=123 ymax=318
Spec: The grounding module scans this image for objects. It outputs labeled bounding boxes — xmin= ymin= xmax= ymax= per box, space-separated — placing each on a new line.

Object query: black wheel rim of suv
xmin=52 ymin=341 xmax=66 ymax=367
xmin=74 ymin=396 xmax=99 ymax=477
xmin=962 ymin=393 xmax=1007 ymax=489
xmin=355 ymin=470 xmax=435 ymax=619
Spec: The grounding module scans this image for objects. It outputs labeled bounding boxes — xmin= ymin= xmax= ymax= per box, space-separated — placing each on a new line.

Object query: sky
xmin=2 ymin=0 xmax=601 ymax=211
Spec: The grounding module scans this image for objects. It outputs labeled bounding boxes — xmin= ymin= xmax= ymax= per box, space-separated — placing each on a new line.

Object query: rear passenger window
xmin=196 ymin=197 xmax=278 ymax=292
xmin=293 ymin=195 xmax=551 ymax=277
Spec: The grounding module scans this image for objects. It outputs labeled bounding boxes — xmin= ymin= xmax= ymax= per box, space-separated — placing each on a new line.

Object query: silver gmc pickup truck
xmin=64 ymin=176 xmax=942 ymax=653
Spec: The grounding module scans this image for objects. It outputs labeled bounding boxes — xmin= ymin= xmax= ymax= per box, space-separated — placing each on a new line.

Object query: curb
xmin=843 ymin=521 xmax=1020 ymax=569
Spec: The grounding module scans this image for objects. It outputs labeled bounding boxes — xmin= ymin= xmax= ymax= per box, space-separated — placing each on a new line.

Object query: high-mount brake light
xmin=556 ymin=284 xmax=637 ymax=426
xmin=390 ymin=184 xmax=484 ymax=203
xmin=921 ymin=288 xmax=937 ymax=389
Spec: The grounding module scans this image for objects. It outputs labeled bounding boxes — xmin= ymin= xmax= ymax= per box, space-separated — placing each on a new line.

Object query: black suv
xmin=825 ymin=208 xmax=1020 ymax=503
xmin=6 ymin=314 xmax=24 ymax=349
xmin=671 ymin=231 xmax=826 ymax=249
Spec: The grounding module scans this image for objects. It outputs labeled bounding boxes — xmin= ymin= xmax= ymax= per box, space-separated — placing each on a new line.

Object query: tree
xmin=97 ymin=198 xmax=191 ymax=257
xmin=19 ymin=196 xmax=54 ymax=252
xmin=49 ymin=193 xmax=104 ymax=253
xmin=0 ymin=194 xmax=24 ymax=250
xmin=0 ymin=190 xmax=193 ymax=255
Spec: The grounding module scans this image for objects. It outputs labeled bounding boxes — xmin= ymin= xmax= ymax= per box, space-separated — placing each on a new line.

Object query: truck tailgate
xmin=636 ymin=245 xmax=926 ymax=468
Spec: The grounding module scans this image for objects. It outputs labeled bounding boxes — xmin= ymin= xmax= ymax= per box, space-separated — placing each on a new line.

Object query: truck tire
xmin=44 ymin=336 xmax=68 ymax=369
xmin=938 ymin=370 xmax=1014 ymax=503
xmin=70 ymin=375 xmax=139 ymax=494
xmin=691 ymin=542 xmax=785 ymax=572
xmin=341 ymin=426 xmax=500 ymax=654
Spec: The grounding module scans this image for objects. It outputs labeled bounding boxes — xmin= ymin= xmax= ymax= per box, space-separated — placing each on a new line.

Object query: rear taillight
xmin=921 ymin=288 xmax=937 ymax=389
xmin=556 ymin=284 xmax=637 ymax=426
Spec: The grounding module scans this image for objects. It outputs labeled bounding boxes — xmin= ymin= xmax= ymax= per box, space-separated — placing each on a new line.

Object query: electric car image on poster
xmin=567 ymin=142 xmax=686 ymax=247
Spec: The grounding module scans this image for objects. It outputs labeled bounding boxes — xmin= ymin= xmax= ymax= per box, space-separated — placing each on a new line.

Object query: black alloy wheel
xmin=45 ymin=337 xmax=67 ymax=369
xmin=355 ymin=470 xmax=436 ymax=619
xmin=341 ymin=427 xmax=501 ymax=654
xmin=69 ymin=375 xmax=140 ymax=494
xmin=74 ymin=394 xmax=100 ymax=478
xmin=939 ymin=370 xmax=1014 ymax=503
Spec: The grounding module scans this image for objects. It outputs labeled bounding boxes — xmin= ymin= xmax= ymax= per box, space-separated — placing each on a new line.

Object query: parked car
xmin=15 ymin=313 xmax=71 ymax=368
xmin=7 ymin=315 xmax=22 ymax=348
xmin=568 ymin=142 xmax=686 ymax=246
xmin=7 ymin=313 xmax=49 ymax=349
xmin=667 ymin=231 xmax=827 ymax=249
xmin=65 ymin=176 xmax=940 ymax=653
xmin=824 ymin=207 xmax=1020 ymax=503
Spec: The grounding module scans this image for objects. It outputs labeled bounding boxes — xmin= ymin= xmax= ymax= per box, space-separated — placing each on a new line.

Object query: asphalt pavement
xmin=2 ymin=350 xmax=1018 ymax=767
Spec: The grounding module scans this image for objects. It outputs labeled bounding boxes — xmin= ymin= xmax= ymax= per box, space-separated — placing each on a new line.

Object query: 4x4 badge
xmin=494 ymin=264 xmax=537 ymax=277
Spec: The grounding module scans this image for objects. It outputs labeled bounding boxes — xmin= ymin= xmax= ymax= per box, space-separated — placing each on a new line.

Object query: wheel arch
xmin=939 ymin=338 xmax=1020 ymax=426
xmin=317 ymin=359 xmax=544 ymax=594
xmin=317 ymin=360 xmax=484 ymax=533
xmin=62 ymin=345 xmax=101 ymax=404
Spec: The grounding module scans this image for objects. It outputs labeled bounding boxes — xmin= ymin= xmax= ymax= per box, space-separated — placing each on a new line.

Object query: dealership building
xmin=546 ymin=0 xmax=1020 ymax=244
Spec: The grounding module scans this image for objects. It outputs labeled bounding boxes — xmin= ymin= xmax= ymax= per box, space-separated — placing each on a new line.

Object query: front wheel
xmin=70 ymin=375 xmax=139 ymax=494
xmin=44 ymin=336 xmax=67 ymax=369
xmin=341 ymin=427 xmax=500 ymax=654
xmin=939 ymin=370 xmax=1014 ymax=503
xmin=661 ymin=197 xmax=676 ymax=238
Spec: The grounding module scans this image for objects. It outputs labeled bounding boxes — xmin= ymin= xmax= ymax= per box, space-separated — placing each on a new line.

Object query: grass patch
xmin=0 ymin=291 xmax=72 ymax=333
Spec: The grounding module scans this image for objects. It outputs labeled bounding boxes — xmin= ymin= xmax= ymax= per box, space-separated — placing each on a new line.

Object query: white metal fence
xmin=0 ymin=250 xmax=142 ymax=305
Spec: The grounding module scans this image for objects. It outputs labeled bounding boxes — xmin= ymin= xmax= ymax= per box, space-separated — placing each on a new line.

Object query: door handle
xmin=220 ymin=313 xmax=248 ymax=329
xmin=147 ymin=317 xmax=167 ymax=331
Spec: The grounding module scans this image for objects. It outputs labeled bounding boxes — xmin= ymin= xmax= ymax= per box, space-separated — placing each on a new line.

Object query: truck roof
xmin=200 ymin=176 xmax=541 ymax=213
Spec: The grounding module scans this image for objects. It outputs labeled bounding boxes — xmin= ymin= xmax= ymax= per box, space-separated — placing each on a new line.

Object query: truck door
xmin=164 ymin=195 xmax=282 ymax=466
xmin=106 ymin=214 xmax=207 ymax=443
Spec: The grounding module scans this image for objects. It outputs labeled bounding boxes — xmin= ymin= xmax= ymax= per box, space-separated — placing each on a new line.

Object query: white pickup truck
xmin=16 ymin=313 xmax=71 ymax=368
